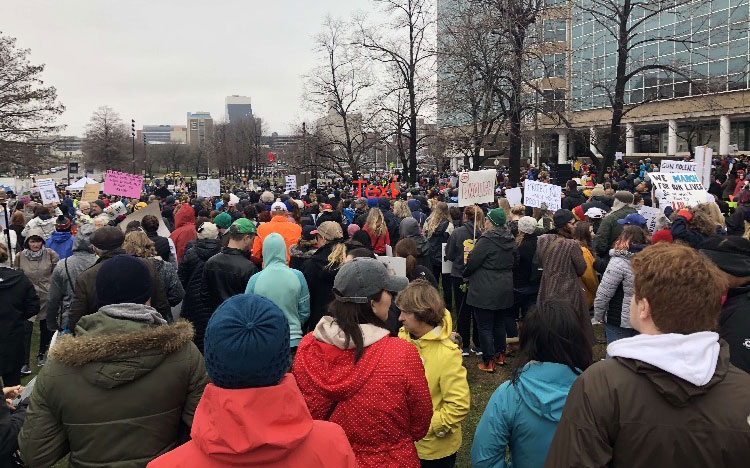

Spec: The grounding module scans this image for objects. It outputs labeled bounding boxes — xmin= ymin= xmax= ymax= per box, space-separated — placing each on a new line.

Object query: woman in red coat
xmin=169 ymin=204 xmax=197 ymax=264
xmin=362 ymin=208 xmax=391 ymax=255
xmin=293 ymin=257 xmax=433 ymax=468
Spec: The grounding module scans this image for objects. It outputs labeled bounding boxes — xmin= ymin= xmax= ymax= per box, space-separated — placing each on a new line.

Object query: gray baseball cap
xmin=333 ymin=258 xmax=408 ymax=304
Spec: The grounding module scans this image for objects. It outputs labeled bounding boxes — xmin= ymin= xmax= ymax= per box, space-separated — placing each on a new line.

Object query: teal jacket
xmin=471 ymin=362 xmax=579 ymax=468
xmin=245 ymin=233 xmax=310 ymax=346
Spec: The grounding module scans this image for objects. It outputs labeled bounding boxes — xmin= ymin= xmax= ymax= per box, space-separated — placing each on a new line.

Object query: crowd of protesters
xmin=1 ymin=153 xmax=750 ymax=467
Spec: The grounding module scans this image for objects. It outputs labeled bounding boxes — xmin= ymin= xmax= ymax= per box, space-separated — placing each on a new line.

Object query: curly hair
xmin=123 ymin=231 xmax=157 ymax=258
xmin=393 ymin=200 xmax=412 ymax=219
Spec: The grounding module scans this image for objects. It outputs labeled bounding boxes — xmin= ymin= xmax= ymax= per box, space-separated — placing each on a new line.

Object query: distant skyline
xmin=2 ymin=0 xmax=375 ymax=136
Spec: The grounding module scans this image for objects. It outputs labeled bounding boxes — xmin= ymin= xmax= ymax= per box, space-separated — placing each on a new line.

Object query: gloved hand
xmin=677 ymin=209 xmax=693 ymax=221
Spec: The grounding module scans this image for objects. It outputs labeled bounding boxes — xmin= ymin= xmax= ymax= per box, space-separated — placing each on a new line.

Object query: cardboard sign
xmin=458 ymin=170 xmax=496 ymax=207
xmin=118 ymin=202 xmax=170 ymax=237
xmin=81 ymin=183 xmax=101 ymax=202
xmin=37 ymin=178 xmax=60 ymax=205
xmin=197 ymin=179 xmax=220 ymax=198
xmin=103 ymin=170 xmax=144 ymax=199
xmin=638 ymin=206 xmax=662 ymax=234
xmin=660 ymin=160 xmax=697 ymax=173
xmin=523 ymin=180 xmax=561 ymax=211
xmin=285 ymin=175 xmax=297 ymax=191
xmin=505 ymin=187 xmax=523 ymax=207
xmin=441 ymin=243 xmax=452 ymax=274
xmin=648 ymin=172 xmax=707 ymax=209
xmin=376 ymin=255 xmax=407 ymax=278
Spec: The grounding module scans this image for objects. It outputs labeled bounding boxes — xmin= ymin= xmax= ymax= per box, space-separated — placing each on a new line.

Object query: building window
xmin=541 ymin=90 xmax=566 ymax=113
xmin=543 ymin=53 xmax=567 ymax=78
xmin=544 ymin=19 xmax=567 ymax=42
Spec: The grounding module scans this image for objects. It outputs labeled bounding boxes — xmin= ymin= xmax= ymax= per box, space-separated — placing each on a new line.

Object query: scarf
xmin=23 ymin=246 xmax=47 ymax=261
xmin=99 ymin=303 xmax=167 ymax=325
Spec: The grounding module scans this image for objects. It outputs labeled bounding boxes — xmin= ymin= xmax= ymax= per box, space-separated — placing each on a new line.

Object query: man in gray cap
xmin=593 ymin=190 xmax=637 ymax=260
xmin=68 ymin=226 xmax=171 ymax=331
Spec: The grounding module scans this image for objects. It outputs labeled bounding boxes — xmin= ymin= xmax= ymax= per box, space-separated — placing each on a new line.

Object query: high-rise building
xmin=225 ymin=95 xmax=253 ymax=123
xmin=186 ymin=112 xmax=214 ymax=146
xmin=138 ymin=125 xmax=187 ymax=144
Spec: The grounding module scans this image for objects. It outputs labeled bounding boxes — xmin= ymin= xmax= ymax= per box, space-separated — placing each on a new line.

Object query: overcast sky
xmin=2 ymin=0 xmax=376 ymax=136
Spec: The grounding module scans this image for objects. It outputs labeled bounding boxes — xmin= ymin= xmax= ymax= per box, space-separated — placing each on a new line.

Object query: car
xmin=41 ymin=170 xmax=50 ymax=174
xmin=50 ymin=168 xmax=57 ymax=173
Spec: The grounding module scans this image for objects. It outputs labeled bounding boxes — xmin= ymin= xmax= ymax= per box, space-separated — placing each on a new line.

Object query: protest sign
xmin=458 ymin=170 xmax=496 ymax=207
xmin=300 ymin=184 xmax=308 ymax=196
xmin=37 ymin=178 xmax=60 ymax=205
xmin=638 ymin=206 xmax=662 ymax=233
xmin=615 ymin=151 xmax=623 ymax=161
xmin=376 ymin=255 xmax=407 ymax=278
xmin=229 ymin=193 xmax=240 ymax=204
xmin=694 ymin=146 xmax=713 ymax=189
xmin=385 ymin=244 xmax=394 ymax=257
xmin=285 ymin=175 xmax=297 ymax=191
xmin=523 ymin=180 xmax=561 ymax=211
xmin=648 ymin=172 xmax=707 ymax=209
xmin=103 ymin=170 xmax=143 ymax=199
xmin=106 ymin=201 xmax=127 ymax=217
xmin=118 ymin=202 xmax=170 ymax=237
xmin=660 ymin=160 xmax=697 ymax=173
xmin=197 ymin=179 xmax=220 ymax=198
xmin=505 ymin=187 xmax=522 ymax=207
xmin=441 ymin=243 xmax=452 ymax=274
xmin=81 ymin=183 xmax=101 ymax=202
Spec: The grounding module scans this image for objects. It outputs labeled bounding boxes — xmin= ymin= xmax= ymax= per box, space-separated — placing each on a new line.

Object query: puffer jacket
xmin=293 ymin=318 xmax=433 ymax=468
xmin=463 ymin=226 xmax=518 ymax=310
xmin=147 ymin=376 xmax=357 ymax=468
xmin=18 ymin=306 xmax=208 ymax=468
xmin=401 ymin=217 xmax=432 ymax=271
xmin=398 ymin=311 xmax=470 ymax=460
xmin=593 ymin=205 xmax=637 ymax=258
xmin=46 ymin=225 xmax=97 ymax=332
xmin=21 ymin=215 xmax=55 ymax=240
xmin=593 ymin=247 xmax=640 ymax=328
xmin=178 ymin=238 xmax=221 ymax=352
xmin=170 ymin=205 xmax=197 ymax=265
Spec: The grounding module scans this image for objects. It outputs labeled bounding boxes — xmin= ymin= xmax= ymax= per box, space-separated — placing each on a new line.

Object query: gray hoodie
xmin=46 ymin=224 xmax=97 ymax=331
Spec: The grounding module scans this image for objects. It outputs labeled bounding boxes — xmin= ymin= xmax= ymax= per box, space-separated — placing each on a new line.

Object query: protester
xmin=142 ymin=214 xmax=176 ymax=265
xmin=397 ymin=280 xmax=470 ymax=468
xmin=147 ymin=294 xmax=357 ymax=468
xmin=0 ymin=243 xmax=39 ymax=387
xmin=293 ymin=258 xmax=433 ymax=468
xmin=546 ymin=243 xmax=750 ymax=466
xmin=513 ymin=216 xmax=541 ymax=319
xmin=395 ymin=238 xmax=438 ymax=287
xmin=8 ymin=211 xmax=26 ymax=256
xmin=123 ymin=230 xmax=185 ymax=307
xmin=379 ymin=197 xmax=401 ymax=244
xmin=289 ymin=224 xmax=318 ymax=270
xmin=464 ymin=208 xmax=518 ymax=371
xmin=15 ymin=228 xmax=58 ymax=371
xmin=424 ymin=201 xmax=454 ymax=306
xmin=45 ymin=215 xmax=74 ymax=260
xmin=561 ymin=180 xmax=586 ymax=210
xmin=1 ymin=385 xmax=26 ymax=466
xmin=537 ymin=209 xmax=594 ymax=348
xmin=471 ymin=300 xmax=593 ymax=468
xmin=572 ymin=221 xmax=599 ymax=309
xmin=21 ymin=205 xmax=55 ymax=241
xmin=363 ymin=207 xmax=391 ymax=255
xmin=593 ymin=191 xmax=636 ymax=258
xmin=45 ymin=224 xmax=97 ymax=333
xmin=670 ymin=206 xmax=716 ymax=248
xmin=400 ymin=217 xmax=432 ymax=270
xmin=246 ymin=233 xmax=310 ymax=357
xmin=170 ymin=204 xmax=197 ymax=264
xmin=301 ymin=221 xmax=347 ymax=332
xmin=252 ymin=200 xmax=302 ymax=265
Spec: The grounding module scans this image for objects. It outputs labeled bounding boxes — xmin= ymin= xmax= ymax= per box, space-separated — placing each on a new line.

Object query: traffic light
xmin=131 ymin=119 xmax=135 ymax=138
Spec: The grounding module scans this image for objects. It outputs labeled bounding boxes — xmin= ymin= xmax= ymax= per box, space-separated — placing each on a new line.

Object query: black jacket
xmin=382 ymin=210 xmax=401 ymax=245
xmin=147 ymin=231 xmax=172 ymax=263
xmin=178 ymin=238 xmax=221 ymax=352
xmin=562 ymin=190 xmax=587 ymax=211
xmin=463 ymin=226 xmax=518 ymax=310
xmin=301 ymin=242 xmax=340 ymax=333
xmin=201 ymin=247 xmax=257 ymax=313
xmin=445 ymin=221 xmax=476 ymax=278
xmin=721 ymin=285 xmax=750 ymax=374
xmin=0 ymin=268 xmax=39 ymax=378
xmin=427 ymin=221 xmax=451 ymax=269
xmin=513 ymin=233 xmax=540 ymax=289
xmin=0 ymin=399 xmax=27 ymax=468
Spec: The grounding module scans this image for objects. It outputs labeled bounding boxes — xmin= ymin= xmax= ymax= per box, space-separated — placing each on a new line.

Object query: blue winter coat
xmin=45 ymin=231 xmax=74 ymax=260
xmin=471 ymin=362 xmax=579 ymax=468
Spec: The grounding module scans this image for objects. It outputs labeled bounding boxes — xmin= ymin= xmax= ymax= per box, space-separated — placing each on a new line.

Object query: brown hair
xmin=395 ymin=279 xmax=445 ymax=327
xmin=613 ymin=225 xmax=649 ymax=251
xmin=395 ymin=237 xmax=418 ymax=278
xmin=10 ymin=211 xmax=25 ymax=227
xmin=463 ymin=205 xmax=485 ymax=228
xmin=123 ymin=231 xmax=157 ymax=258
xmin=0 ymin=243 xmax=8 ymax=264
xmin=631 ymin=243 xmax=728 ymax=334
xmin=573 ymin=221 xmax=593 ymax=250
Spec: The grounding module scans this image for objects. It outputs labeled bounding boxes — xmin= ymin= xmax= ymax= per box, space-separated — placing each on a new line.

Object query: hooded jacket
xmin=251 ymin=215 xmax=303 ymax=265
xmin=545 ymin=333 xmax=750 ymax=467
xmin=170 ymin=205 xmax=197 ymax=264
xmin=14 ymin=228 xmax=59 ymax=321
xmin=472 ymin=362 xmax=580 ymax=468
xmin=463 ymin=226 xmax=518 ymax=310
xmin=445 ymin=221 xmax=477 ymax=278
xmin=147 ymin=376 xmax=357 ymax=468
xmin=18 ymin=307 xmax=208 ymax=468
xmin=21 ymin=214 xmax=55 ymax=241
xmin=177 ymin=238 xmax=221 ymax=352
xmin=0 ymin=266 xmax=39 ymax=378
xmin=246 ymin=233 xmax=310 ymax=347
xmin=398 ymin=311 xmax=470 ymax=460
xmin=400 ymin=217 xmax=432 ymax=271
xmin=408 ymin=199 xmax=427 ymax=228
xmin=293 ymin=318 xmax=433 ymax=468
xmin=46 ymin=225 xmax=97 ymax=332
xmin=561 ymin=189 xmax=587 ymax=211
xmin=46 ymin=230 xmax=74 ymax=260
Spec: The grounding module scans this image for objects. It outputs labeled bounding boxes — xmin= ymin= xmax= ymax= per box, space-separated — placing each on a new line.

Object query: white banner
xmin=523 ymin=180 xmax=561 ymax=211
xmin=648 ymin=172 xmax=707 ymax=209
xmin=660 ymin=160 xmax=697 ymax=173
xmin=458 ymin=170 xmax=496 ymax=207
xmin=638 ymin=206 xmax=662 ymax=234
xmin=197 ymin=179 xmax=221 ymax=198
xmin=37 ymin=178 xmax=60 ymax=205
xmin=505 ymin=187 xmax=522 ymax=207
xmin=300 ymin=184 xmax=308 ymax=196
xmin=285 ymin=175 xmax=297 ymax=191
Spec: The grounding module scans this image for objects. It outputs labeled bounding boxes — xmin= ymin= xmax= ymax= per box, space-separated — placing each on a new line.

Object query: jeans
xmin=604 ymin=323 xmax=638 ymax=358
xmin=473 ymin=306 xmax=511 ymax=363
xmin=420 ymin=453 xmax=457 ymax=468
xmin=453 ymin=277 xmax=480 ymax=349
xmin=22 ymin=319 xmax=53 ymax=365
xmin=513 ymin=286 xmax=539 ymax=320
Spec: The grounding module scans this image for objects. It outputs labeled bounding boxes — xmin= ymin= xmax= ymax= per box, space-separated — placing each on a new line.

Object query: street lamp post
xmin=131 ymin=119 xmax=136 ymax=174
xmin=66 ymin=152 xmax=71 ymax=186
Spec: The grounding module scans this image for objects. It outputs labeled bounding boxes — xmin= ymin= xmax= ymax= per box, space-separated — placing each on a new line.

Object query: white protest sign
xmin=229 ymin=193 xmax=239 ymax=204
xmin=376 ymin=255 xmax=407 ymax=278
xmin=523 ymin=180 xmax=561 ymax=211
xmin=118 ymin=202 xmax=170 ymax=237
xmin=648 ymin=172 xmax=707 ymax=209
xmin=197 ymin=179 xmax=220 ymax=198
xmin=300 ymin=184 xmax=308 ymax=196
xmin=37 ymin=178 xmax=60 ymax=205
xmin=638 ymin=206 xmax=662 ymax=234
xmin=505 ymin=187 xmax=522 ymax=207
xmin=285 ymin=175 xmax=297 ymax=191
xmin=105 ymin=201 xmax=127 ymax=217
xmin=385 ymin=244 xmax=394 ymax=257
xmin=694 ymin=146 xmax=713 ymax=189
xmin=441 ymin=243 xmax=452 ymax=274
xmin=660 ymin=160 xmax=697 ymax=173
xmin=458 ymin=170 xmax=496 ymax=207
xmin=615 ymin=151 xmax=623 ymax=161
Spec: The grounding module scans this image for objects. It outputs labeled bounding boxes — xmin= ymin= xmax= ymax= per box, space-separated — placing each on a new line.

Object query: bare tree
xmin=82 ymin=106 xmax=129 ymax=171
xmin=210 ymin=117 xmax=264 ymax=176
xmin=0 ymin=32 xmax=65 ymax=168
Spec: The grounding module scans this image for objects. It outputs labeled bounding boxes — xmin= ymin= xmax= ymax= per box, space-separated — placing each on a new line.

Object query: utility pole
xmin=131 ymin=119 xmax=136 ymax=173
xmin=143 ymin=135 xmax=148 ymax=177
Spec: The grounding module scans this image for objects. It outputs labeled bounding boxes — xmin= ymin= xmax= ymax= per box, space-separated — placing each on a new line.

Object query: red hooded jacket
xmin=147 ymin=375 xmax=357 ymax=468
xmin=169 ymin=204 xmax=197 ymax=264
xmin=293 ymin=332 xmax=433 ymax=468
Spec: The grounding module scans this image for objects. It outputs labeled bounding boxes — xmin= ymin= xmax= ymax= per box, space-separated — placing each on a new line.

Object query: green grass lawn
xmin=18 ymin=319 xmax=606 ymax=468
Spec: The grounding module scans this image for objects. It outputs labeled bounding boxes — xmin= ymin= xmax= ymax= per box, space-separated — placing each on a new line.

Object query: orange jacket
xmin=251 ymin=216 xmax=302 ymax=264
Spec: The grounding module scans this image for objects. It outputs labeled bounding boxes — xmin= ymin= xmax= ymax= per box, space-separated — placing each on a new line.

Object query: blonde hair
xmin=365 ymin=208 xmax=388 ymax=236
xmin=393 ymin=200 xmax=411 ymax=219
xmin=327 ymin=242 xmax=347 ymax=269
xmin=697 ymin=202 xmax=725 ymax=228
xmin=123 ymin=231 xmax=157 ymax=258
xmin=424 ymin=202 xmax=452 ymax=238
xmin=498 ymin=198 xmax=512 ymax=221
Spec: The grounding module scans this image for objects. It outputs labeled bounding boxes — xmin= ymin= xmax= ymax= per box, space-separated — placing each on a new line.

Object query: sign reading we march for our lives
xmin=649 ymin=172 xmax=707 ymax=209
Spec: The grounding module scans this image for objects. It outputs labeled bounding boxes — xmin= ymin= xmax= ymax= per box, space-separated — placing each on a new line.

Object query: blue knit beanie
xmin=204 ymin=294 xmax=290 ymax=389
xmin=367 ymin=197 xmax=379 ymax=208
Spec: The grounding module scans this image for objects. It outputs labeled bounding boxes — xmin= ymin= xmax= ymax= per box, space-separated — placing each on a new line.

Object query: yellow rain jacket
xmin=399 ymin=310 xmax=470 ymax=460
